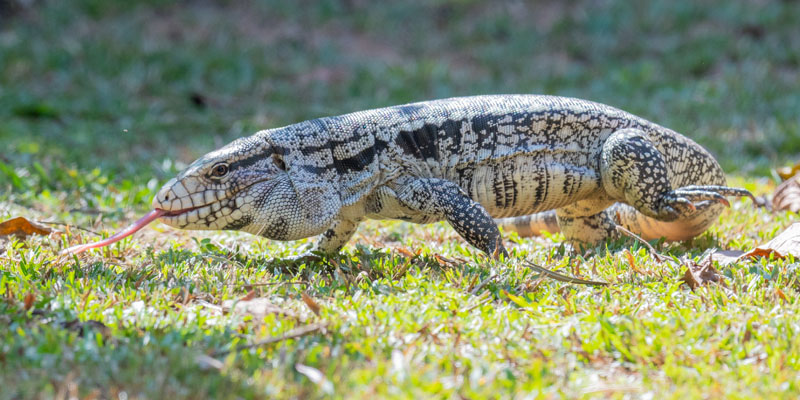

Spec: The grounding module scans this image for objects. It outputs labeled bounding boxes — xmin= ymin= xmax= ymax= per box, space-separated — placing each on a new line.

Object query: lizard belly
xmin=458 ymin=156 xmax=602 ymax=218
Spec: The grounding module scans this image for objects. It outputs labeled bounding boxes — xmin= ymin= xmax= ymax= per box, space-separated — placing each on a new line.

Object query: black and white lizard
xmin=152 ymin=95 xmax=752 ymax=258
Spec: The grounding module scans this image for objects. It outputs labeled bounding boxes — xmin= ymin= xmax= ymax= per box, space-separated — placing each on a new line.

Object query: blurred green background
xmin=2 ymin=2 xmax=800 ymax=398
xmin=1 ymin=0 xmax=799 ymax=206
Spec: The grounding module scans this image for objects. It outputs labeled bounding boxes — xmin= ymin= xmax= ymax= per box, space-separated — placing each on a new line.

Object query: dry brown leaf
xmin=433 ymin=253 xmax=459 ymax=267
xmin=623 ymin=250 xmax=646 ymax=274
xmin=773 ymin=174 xmax=800 ymax=212
xmin=681 ymin=258 xmax=722 ymax=290
xmin=301 ymin=292 xmax=321 ymax=316
xmin=698 ymin=225 xmax=800 ymax=268
xmin=776 ymin=162 xmax=800 ymax=181
xmin=742 ymin=247 xmax=781 ymax=259
xmin=740 ymin=222 xmax=800 ymax=260
xmin=0 ymin=217 xmax=54 ymax=238
xmin=395 ymin=247 xmax=416 ymax=258
xmin=222 ymin=297 xmax=298 ymax=319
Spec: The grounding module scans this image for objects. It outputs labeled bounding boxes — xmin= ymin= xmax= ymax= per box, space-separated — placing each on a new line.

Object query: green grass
xmin=2 ymin=1 xmax=800 ymax=398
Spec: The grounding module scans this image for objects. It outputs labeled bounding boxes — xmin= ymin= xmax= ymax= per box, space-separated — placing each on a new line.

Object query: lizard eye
xmin=211 ymin=163 xmax=229 ymax=177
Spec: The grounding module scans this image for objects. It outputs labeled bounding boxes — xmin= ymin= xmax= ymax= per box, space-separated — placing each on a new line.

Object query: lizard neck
xmin=264 ymin=119 xmax=386 ymax=208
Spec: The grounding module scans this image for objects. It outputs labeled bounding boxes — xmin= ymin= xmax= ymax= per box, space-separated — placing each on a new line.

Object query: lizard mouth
xmin=155 ymin=203 xmax=217 ymax=228
xmin=157 ymin=204 xmax=207 ymax=217
xmin=153 ymin=177 xmax=280 ymax=228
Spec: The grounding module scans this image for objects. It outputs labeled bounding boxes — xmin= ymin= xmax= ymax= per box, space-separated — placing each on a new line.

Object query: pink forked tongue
xmin=61 ymin=209 xmax=165 ymax=255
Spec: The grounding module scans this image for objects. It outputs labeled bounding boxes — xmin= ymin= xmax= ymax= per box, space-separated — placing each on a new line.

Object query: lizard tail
xmin=497 ymin=197 xmax=741 ymax=242
xmin=608 ymin=201 xmax=727 ymax=242
xmin=495 ymin=211 xmax=560 ymax=237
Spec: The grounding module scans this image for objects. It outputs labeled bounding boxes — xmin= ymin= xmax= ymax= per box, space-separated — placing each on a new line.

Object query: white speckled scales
xmin=152 ymin=95 xmax=752 ymax=257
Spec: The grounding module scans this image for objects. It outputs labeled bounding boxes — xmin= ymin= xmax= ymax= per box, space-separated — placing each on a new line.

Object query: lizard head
xmin=152 ymin=130 xmax=342 ymax=241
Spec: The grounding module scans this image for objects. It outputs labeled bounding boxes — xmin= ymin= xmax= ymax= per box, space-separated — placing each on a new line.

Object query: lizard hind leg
xmin=600 ymin=128 xmax=679 ymax=219
xmin=599 ymin=128 xmax=752 ymax=241
xmin=555 ymin=199 xmax=618 ymax=249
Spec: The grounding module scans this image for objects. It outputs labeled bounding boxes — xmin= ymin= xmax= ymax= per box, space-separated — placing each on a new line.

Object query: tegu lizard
xmin=151 ymin=95 xmax=752 ymax=258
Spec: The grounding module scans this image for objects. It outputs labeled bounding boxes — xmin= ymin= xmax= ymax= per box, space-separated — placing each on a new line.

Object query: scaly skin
xmin=152 ymin=95 xmax=753 ymax=258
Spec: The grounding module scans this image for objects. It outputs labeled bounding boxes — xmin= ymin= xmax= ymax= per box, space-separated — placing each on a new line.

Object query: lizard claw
xmin=657 ymin=185 xmax=753 ymax=219
xmin=676 ymin=185 xmax=755 ymax=204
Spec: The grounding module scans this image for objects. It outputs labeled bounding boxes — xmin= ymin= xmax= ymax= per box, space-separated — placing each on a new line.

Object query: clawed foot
xmin=656 ymin=185 xmax=754 ymax=219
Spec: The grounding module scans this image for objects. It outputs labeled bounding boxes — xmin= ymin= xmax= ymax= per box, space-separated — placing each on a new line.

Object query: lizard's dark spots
xmin=396 ymin=123 xmax=441 ymax=161
xmin=228 ymin=153 xmax=265 ymax=172
xmin=298 ymin=164 xmax=328 ymax=174
xmin=334 ymin=147 xmax=376 ymax=174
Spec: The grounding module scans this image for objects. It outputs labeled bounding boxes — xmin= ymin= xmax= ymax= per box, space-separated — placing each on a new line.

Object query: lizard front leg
xmin=278 ymin=219 xmax=360 ymax=265
xmin=395 ymin=178 xmax=507 ymax=258
xmin=313 ymin=219 xmax=361 ymax=254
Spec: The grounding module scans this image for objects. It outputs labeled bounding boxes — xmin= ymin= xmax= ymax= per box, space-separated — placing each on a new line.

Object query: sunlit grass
xmin=2 ymin=0 xmax=800 ymax=398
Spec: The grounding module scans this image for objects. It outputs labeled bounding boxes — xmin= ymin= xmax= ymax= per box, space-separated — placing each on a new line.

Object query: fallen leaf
xmin=301 ymin=292 xmax=321 ymax=316
xmin=776 ymin=162 xmax=800 ymax=181
xmin=221 ymin=297 xmax=298 ymax=319
xmin=624 ymin=250 xmax=646 ymax=275
xmin=741 ymin=247 xmax=780 ymax=259
xmin=0 ymin=217 xmax=53 ymax=238
xmin=395 ymin=247 xmax=416 ymax=258
xmin=699 ymin=249 xmax=746 ymax=267
xmin=681 ymin=257 xmax=722 ymax=290
xmin=773 ymin=174 xmax=800 ymax=212
xmin=740 ymin=222 xmax=800 ymax=260
xmin=433 ymin=253 xmax=459 ymax=267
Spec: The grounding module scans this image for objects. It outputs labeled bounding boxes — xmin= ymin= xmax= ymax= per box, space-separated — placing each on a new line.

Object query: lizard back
xmin=276 ymin=95 xmax=660 ymax=218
